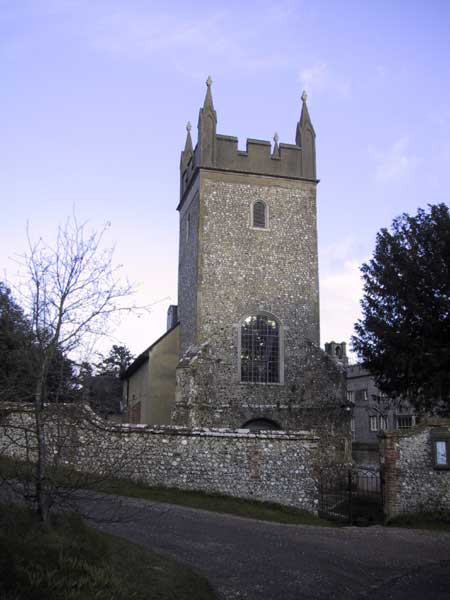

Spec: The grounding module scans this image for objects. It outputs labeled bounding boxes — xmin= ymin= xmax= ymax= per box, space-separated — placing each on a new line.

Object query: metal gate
xmin=319 ymin=467 xmax=384 ymax=525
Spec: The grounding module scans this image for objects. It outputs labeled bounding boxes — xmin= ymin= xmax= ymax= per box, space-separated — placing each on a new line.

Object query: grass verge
xmin=0 ymin=503 xmax=216 ymax=600
xmin=0 ymin=455 xmax=332 ymax=526
xmin=98 ymin=478 xmax=333 ymax=526
xmin=387 ymin=511 xmax=450 ymax=532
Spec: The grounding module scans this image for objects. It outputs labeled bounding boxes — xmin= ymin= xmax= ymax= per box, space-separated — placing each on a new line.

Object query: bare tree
xmin=0 ymin=401 xmax=150 ymax=524
xmin=2 ymin=215 xmax=146 ymax=521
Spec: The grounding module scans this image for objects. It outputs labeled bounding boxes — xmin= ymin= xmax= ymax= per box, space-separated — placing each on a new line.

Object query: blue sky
xmin=1 ymin=0 xmax=449 ymax=361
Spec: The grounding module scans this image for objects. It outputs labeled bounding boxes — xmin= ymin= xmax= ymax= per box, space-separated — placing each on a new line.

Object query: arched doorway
xmin=241 ymin=418 xmax=281 ymax=432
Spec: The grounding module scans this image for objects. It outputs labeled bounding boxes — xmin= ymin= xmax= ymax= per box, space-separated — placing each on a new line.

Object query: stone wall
xmin=0 ymin=404 xmax=323 ymax=513
xmin=173 ymin=339 xmax=351 ymax=464
xmin=178 ymin=181 xmax=200 ymax=354
xmin=380 ymin=420 xmax=450 ymax=519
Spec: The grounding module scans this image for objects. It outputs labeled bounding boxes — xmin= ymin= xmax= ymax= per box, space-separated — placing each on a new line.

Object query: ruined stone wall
xmin=380 ymin=421 xmax=450 ymax=519
xmin=0 ymin=404 xmax=323 ymax=513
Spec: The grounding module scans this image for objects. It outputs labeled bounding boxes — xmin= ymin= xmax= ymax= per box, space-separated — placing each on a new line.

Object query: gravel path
xmin=88 ymin=495 xmax=450 ymax=600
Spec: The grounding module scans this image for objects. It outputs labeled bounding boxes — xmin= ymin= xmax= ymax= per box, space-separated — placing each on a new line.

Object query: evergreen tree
xmin=352 ymin=203 xmax=450 ymax=415
xmin=0 ymin=282 xmax=80 ymax=404
xmin=97 ymin=345 xmax=134 ymax=377
xmin=88 ymin=345 xmax=134 ymax=417
xmin=0 ymin=283 xmax=36 ymax=402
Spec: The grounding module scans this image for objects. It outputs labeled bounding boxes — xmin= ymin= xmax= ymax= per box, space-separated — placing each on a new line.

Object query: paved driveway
xmin=91 ymin=496 xmax=450 ymax=600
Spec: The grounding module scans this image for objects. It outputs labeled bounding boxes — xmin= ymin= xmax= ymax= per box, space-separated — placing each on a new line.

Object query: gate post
xmin=348 ymin=470 xmax=353 ymax=525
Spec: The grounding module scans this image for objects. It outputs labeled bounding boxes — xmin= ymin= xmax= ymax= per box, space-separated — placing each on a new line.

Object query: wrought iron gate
xmin=319 ymin=467 xmax=384 ymax=525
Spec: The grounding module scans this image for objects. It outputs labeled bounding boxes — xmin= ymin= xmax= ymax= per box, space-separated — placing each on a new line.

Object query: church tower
xmin=174 ymin=79 xmax=346 ymax=441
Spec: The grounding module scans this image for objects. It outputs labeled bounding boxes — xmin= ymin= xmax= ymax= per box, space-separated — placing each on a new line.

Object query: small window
xmin=431 ymin=430 xmax=450 ymax=470
xmin=347 ymin=390 xmax=354 ymax=403
xmin=355 ymin=389 xmax=368 ymax=402
xmin=252 ymin=201 xmax=267 ymax=228
xmin=396 ymin=415 xmax=413 ymax=430
xmin=186 ymin=213 xmax=190 ymax=240
xmin=369 ymin=416 xmax=378 ymax=432
xmin=130 ymin=401 xmax=141 ymax=424
xmin=379 ymin=416 xmax=388 ymax=430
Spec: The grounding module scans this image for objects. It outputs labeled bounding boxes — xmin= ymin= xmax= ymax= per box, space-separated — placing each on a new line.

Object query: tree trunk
xmin=34 ymin=358 xmax=49 ymax=522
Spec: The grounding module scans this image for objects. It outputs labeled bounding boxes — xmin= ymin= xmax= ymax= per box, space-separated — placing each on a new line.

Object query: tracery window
xmin=252 ymin=201 xmax=267 ymax=228
xmin=240 ymin=314 xmax=280 ymax=383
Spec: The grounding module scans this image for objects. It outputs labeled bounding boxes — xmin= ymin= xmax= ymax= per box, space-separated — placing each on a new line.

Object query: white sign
xmin=436 ymin=441 xmax=447 ymax=466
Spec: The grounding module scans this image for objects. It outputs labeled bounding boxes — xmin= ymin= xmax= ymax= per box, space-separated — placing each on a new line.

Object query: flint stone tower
xmin=173 ymin=79 xmax=347 ymax=448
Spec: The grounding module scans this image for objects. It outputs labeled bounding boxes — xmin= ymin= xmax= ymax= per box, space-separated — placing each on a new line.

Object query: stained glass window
xmin=240 ymin=314 xmax=280 ymax=383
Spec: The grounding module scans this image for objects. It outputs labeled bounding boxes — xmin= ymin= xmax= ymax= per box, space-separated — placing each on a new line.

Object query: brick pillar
xmin=380 ymin=432 xmax=401 ymax=520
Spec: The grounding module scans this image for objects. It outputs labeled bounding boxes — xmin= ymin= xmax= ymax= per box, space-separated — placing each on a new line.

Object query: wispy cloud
xmin=439 ymin=141 xmax=450 ymax=161
xmin=375 ymin=64 xmax=387 ymax=80
xmin=90 ymin=10 xmax=219 ymax=57
xmin=321 ymin=258 xmax=363 ymax=355
xmin=299 ymin=61 xmax=352 ymax=99
xmin=83 ymin=6 xmax=292 ymax=73
xmin=320 ymin=236 xmax=367 ymax=357
xmin=371 ymin=137 xmax=421 ymax=182
xmin=1 ymin=1 xmax=296 ymax=73
xmin=427 ymin=109 xmax=450 ymax=127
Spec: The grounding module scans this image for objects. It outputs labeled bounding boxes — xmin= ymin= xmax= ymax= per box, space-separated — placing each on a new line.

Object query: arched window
xmin=240 ymin=314 xmax=280 ymax=383
xmin=252 ymin=201 xmax=267 ymax=228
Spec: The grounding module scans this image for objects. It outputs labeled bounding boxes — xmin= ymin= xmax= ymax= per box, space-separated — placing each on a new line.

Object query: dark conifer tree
xmin=352 ymin=203 xmax=450 ymax=415
xmin=0 ymin=282 xmax=36 ymax=402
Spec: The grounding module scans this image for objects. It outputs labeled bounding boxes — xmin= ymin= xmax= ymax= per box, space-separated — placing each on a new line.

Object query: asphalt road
xmin=89 ymin=496 xmax=450 ymax=600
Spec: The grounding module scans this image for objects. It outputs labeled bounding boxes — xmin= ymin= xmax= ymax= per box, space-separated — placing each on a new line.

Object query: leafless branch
xmin=2 ymin=215 xmax=153 ymax=522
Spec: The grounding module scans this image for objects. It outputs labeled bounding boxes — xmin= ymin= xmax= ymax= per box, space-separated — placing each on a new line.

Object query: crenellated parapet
xmin=179 ymin=78 xmax=317 ymax=206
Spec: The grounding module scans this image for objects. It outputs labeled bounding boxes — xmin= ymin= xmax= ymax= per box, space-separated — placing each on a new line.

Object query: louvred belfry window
xmin=240 ymin=314 xmax=280 ymax=383
xmin=252 ymin=201 xmax=266 ymax=228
